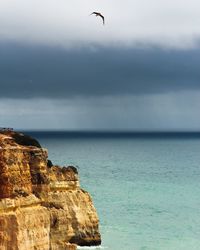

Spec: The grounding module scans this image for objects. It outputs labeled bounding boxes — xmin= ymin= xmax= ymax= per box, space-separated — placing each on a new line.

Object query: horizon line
xmin=19 ymin=130 xmax=200 ymax=134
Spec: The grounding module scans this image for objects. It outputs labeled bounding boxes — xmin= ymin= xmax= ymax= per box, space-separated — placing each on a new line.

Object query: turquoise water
xmin=33 ymin=133 xmax=200 ymax=250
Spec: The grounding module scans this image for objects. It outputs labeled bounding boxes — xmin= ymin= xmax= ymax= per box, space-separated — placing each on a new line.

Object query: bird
xmin=90 ymin=12 xmax=105 ymax=25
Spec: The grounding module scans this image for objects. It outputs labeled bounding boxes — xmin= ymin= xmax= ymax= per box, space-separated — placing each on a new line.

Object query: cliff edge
xmin=0 ymin=130 xmax=101 ymax=250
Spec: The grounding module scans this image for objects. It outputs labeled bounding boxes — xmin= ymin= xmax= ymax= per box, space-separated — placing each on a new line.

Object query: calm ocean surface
xmin=29 ymin=132 xmax=200 ymax=250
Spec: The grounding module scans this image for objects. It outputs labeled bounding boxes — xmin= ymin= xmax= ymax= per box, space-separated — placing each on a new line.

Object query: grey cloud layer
xmin=1 ymin=0 xmax=200 ymax=131
xmin=0 ymin=43 xmax=200 ymax=98
xmin=0 ymin=0 xmax=200 ymax=48
xmin=1 ymin=92 xmax=200 ymax=130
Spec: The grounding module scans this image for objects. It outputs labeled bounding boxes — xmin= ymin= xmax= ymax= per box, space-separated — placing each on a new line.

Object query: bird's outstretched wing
xmin=90 ymin=12 xmax=98 ymax=16
xmin=99 ymin=14 xmax=105 ymax=25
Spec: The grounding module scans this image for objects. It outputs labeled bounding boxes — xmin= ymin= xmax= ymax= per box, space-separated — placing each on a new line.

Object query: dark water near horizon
xmin=25 ymin=131 xmax=200 ymax=139
xmin=27 ymin=132 xmax=200 ymax=250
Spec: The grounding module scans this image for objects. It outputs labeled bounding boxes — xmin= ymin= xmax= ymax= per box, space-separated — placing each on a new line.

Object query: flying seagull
xmin=90 ymin=12 xmax=105 ymax=25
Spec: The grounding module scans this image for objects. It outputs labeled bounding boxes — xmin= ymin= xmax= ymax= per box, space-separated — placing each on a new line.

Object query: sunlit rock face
xmin=0 ymin=130 xmax=101 ymax=250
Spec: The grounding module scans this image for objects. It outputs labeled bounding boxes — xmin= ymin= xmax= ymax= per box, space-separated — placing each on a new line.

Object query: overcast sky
xmin=0 ymin=0 xmax=200 ymax=131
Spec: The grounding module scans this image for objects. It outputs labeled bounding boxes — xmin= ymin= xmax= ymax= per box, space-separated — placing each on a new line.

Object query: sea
xmin=28 ymin=132 xmax=200 ymax=250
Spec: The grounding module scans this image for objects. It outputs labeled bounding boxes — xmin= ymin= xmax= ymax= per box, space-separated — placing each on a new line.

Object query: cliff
xmin=0 ymin=130 xmax=101 ymax=250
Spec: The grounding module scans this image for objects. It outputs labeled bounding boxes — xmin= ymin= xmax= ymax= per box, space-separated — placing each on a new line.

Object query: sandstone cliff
xmin=0 ymin=130 xmax=101 ymax=250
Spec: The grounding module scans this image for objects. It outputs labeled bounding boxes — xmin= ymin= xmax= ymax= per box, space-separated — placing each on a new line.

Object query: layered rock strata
xmin=0 ymin=131 xmax=101 ymax=250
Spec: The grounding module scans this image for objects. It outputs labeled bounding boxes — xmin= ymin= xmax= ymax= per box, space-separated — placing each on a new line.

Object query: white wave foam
xmin=77 ymin=246 xmax=107 ymax=250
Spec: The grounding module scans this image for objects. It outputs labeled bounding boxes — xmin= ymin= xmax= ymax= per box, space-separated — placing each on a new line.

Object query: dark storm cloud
xmin=0 ymin=43 xmax=200 ymax=98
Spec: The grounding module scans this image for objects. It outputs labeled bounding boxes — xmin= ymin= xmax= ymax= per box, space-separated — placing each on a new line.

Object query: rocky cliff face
xmin=0 ymin=130 xmax=101 ymax=250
